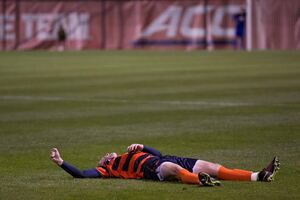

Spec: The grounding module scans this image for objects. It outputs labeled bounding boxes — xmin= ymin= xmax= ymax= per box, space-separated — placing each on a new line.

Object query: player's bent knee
xmin=158 ymin=162 xmax=183 ymax=181
xmin=192 ymin=160 xmax=221 ymax=176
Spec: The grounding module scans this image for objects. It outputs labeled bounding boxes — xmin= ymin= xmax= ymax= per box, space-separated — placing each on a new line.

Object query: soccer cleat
xmin=258 ymin=156 xmax=280 ymax=182
xmin=198 ymin=172 xmax=221 ymax=186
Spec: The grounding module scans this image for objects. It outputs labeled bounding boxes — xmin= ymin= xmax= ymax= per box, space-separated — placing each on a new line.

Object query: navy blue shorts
xmin=143 ymin=155 xmax=198 ymax=181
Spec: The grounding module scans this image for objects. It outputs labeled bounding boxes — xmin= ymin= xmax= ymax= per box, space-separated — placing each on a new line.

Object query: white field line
xmin=0 ymin=95 xmax=253 ymax=107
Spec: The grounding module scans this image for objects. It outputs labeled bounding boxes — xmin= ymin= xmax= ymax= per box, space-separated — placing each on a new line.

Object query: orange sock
xmin=218 ymin=166 xmax=252 ymax=181
xmin=176 ymin=169 xmax=199 ymax=184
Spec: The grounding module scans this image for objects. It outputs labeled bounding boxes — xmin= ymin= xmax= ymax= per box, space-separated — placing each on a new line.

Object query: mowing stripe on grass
xmin=0 ymin=95 xmax=253 ymax=107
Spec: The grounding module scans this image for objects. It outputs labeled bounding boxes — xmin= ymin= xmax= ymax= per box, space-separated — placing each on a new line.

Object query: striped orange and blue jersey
xmin=96 ymin=152 xmax=154 ymax=179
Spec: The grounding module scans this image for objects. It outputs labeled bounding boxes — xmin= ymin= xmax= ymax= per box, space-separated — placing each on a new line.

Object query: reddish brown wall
xmin=0 ymin=0 xmax=299 ymax=50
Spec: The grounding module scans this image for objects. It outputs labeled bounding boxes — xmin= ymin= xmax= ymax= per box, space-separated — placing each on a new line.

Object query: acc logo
xmin=140 ymin=5 xmax=241 ymax=38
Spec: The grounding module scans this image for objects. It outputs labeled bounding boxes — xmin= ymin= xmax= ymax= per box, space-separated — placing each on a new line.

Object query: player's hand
xmin=127 ymin=144 xmax=144 ymax=153
xmin=50 ymin=148 xmax=64 ymax=166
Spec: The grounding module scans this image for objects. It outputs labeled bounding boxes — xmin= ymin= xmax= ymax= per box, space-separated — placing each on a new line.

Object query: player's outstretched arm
xmin=50 ymin=148 xmax=101 ymax=178
xmin=127 ymin=144 xmax=162 ymax=157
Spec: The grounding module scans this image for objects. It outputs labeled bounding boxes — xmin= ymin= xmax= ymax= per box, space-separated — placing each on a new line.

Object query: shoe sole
xmin=267 ymin=156 xmax=280 ymax=181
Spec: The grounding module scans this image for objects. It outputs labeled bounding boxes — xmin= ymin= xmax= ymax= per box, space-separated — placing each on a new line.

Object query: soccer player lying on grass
xmin=50 ymin=144 xmax=280 ymax=186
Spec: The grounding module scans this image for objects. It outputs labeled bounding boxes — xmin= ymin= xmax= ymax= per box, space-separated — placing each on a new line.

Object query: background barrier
xmin=251 ymin=0 xmax=300 ymax=50
xmin=0 ymin=0 xmax=299 ymax=50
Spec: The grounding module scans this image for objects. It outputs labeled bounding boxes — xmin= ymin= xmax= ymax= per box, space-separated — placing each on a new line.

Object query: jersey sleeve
xmin=95 ymin=166 xmax=110 ymax=178
xmin=142 ymin=146 xmax=162 ymax=157
xmin=60 ymin=161 xmax=101 ymax=178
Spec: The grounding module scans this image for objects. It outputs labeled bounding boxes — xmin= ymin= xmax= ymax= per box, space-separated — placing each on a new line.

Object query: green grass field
xmin=0 ymin=51 xmax=299 ymax=199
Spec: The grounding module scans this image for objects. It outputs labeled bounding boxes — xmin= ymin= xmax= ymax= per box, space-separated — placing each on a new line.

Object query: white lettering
xmin=141 ymin=5 xmax=182 ymax=38
xmin=0 ymin=15 xmax=15 ymax=40
xmin=141 ymin=5 xmax=242 ymax=39
xmin=212 ymin=6 xmax=240 ymax=37
xmin=181 ymin=6 xmax=212 ymax=38
xmin=22 ymin=14 xmax=34 ymax=39
xmin=21 ymin=12 xmax=90 ymax=41
xmin=36 ymin=14 xmax=53 ymax=40
xmin=67 ymin=12 xmax=89 ymax=40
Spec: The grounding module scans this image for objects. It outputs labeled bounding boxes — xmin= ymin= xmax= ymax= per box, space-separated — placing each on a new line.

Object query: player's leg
xmin=192 ymin=159 xmax=255 ymax=181
xmin=157 ymin=162 xmax=219 ymax=186
xmin=158 ymin=162 xmax=198 ymax=184
xmin=192 ymin=157 xmax=280 ymax=182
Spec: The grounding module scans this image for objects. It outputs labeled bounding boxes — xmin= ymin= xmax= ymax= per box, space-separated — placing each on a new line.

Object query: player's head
xmin=98 ymin=152 xmax=117 ymax=166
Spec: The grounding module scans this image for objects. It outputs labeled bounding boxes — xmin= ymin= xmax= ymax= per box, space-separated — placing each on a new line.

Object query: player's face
xmin=98 ymin=152 xmax=117 ymax=166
